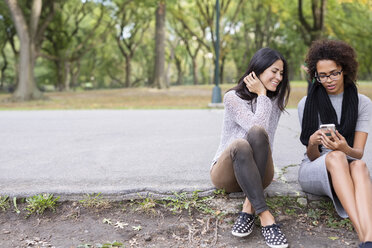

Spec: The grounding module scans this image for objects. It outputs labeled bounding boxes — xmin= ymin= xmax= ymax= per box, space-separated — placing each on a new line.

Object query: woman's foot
xmin=261 ymin=223 xmax=288 ymax=248
xmin=231 ymin=212 xmax=255 ymax=237
xmin=258 ymin=210 xmax=275 ymax=227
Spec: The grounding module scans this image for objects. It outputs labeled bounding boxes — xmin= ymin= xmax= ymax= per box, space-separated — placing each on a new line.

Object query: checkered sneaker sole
xmin=261 ymin=223 xmax=288 ymax=248
xmin=231 ymin=212 xmax=255 ymax=237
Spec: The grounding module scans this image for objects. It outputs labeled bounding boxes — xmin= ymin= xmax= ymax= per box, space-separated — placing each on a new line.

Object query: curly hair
xmin=305 ymin=39 xmax=358 ymax=86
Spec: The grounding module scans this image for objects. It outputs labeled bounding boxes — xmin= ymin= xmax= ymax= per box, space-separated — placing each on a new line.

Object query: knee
xmin=325 ymin=151 xmax=348 ymax=172
xmin=246 ymin=126 xmax=268 ymax=145
xmin=350 ymin=160 xmax=370 ymax=180
xmin=230 ymin=139 xmax=252 ymax=163
xmin=230 ymin=139 xmax=251 ymax=154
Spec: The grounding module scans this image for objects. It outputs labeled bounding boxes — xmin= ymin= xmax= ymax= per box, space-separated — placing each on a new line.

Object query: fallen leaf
xmin=114 ymin=221 xmax=128 ymax=229
xmin=102 ymin=218 xmax=112 ymax=225
xmin=132 ymin=225 xmax=142 ymax=231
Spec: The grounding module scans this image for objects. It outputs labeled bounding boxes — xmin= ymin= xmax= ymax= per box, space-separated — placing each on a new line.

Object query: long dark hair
xmin=229 ymin=47 xmax=290 ymax=111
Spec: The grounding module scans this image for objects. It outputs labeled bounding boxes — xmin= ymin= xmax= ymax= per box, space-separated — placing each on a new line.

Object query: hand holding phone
xmin=319 ymin=124 xmax=336 ymax=137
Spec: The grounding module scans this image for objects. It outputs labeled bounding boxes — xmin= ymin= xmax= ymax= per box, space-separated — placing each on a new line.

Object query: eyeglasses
xmin=315 ymin=70 xmax=343 ymax=83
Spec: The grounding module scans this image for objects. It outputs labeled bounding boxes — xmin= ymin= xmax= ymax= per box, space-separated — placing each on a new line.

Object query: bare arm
xmin=320 ymin=130 xmax=368 ymax=159
xmin=306 ymin=129 xmax=322 ymax=161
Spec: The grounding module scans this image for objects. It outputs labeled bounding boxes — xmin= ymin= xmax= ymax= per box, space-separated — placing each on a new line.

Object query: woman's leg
xmin=210 ymin=139 xmax=255 ymax=214
xmin=350 ymin=160 xmax=372 ymax=242
xmin=244 ymin=126 xmax=275 ymax=226
xmin=245 ymin=126 xmax=274 ymax=189
xmin=210 ymin=141 xmax=242 ymax=193
xmin=210 ymin=126 xmax=274 ymax=223
xmin=325 ymin=151 xmax=362 ymax=240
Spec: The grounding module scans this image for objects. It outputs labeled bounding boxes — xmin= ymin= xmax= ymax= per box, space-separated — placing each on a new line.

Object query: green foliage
xmin=130 ymin=195 xmax=157 ymax=215
xmin=79 ymin=193 xmax=111 ymax=209
xmin=327 ymin=217 xmax=353 ymax=231
xmin=0 ymin=195 xmax=10 ymax=212
xmin=162 ymin=190 xmax=215 ymax=215
xmin=213 ymin=188 xmax=226 ymax=196
xmin=13 ymin=197 xmax=21 ymax=214
xmin=25 ymin=193 xmax=60 ymax=216
xmin=77 ymin=241 xmax=124 ymax=248
xmin=308 ymin=200 xmax=353 ymax=230
xmin=97 ymin=241 xmax=124 ymax=248
xmin=2 ymin=0 xmax=372 ymax=96
xmin=267 ymin=196 xmax=300 ymax=217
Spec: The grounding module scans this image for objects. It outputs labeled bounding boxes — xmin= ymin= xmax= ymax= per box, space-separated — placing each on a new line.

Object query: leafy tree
xmin=152 ymin=0 xmax=167 ymax=89
xmin=113 ymin=0 xmax=152 ymax=88
xmin=172 ymin=0 xmax=243 ymax=84
xmin=41 ymin=0 xmax=113 ymax=91
xmin=298 ymin=0 xmax=327 ymax=45
xmin=326 ymin=0 xmax=372 ymax=79
xmin=4 ymin=0 xmax=57 ymax=101
xmin=169 ymin=8 xmax=201 ymax=85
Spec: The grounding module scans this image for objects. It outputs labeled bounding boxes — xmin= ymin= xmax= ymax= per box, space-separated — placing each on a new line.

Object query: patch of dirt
xmin=0 ymin=197 xmax=359 ymax=248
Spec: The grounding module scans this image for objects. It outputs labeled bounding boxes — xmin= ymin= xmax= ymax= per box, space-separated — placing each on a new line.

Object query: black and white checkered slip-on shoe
xmin=261 ymin=223 xmax=288 ymax=248
xmin=231 ymin=212 xmax=255 ymax=237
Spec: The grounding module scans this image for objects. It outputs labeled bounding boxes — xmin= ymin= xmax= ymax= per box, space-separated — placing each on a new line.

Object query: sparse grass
xmin=13 ymin=197 xmax=21 ymax=214
xmin=213 ymin=188 xmax=227 ymax=196
xmin=0 ymin=195 xmax=10 ymax=212
xmin=77 ymin=241 xmax=124 ymax=248
xmin=25 ymin=193 xmax=60 ymax=217
xmin=267 ymin=196 xmax=354 ymax=231
xmin=79 ymin=193 xmax=111 ymax=209
xmin=1 ymin=82 xmax=371 ymax=110
xmin=129 ymin=195 xmax=158 ymax=216
xmin=161 ymin=190 xmax=216 ymax=216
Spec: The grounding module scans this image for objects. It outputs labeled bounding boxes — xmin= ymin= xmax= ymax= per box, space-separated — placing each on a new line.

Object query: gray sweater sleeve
xmin=224 ymin=91 xmax=273 ymax=131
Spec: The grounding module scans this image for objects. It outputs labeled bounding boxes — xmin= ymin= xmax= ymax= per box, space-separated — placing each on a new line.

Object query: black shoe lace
xmin=269 ymin=223 xmax=282 ymax=236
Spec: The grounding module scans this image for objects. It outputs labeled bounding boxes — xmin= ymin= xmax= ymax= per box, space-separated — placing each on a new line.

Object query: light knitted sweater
xmin=211 ymin=90 xmax=282 ymax=168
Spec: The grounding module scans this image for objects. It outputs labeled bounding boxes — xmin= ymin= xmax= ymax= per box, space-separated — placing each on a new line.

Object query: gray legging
xmin=210 ymin=126 xmax=274 ymax=214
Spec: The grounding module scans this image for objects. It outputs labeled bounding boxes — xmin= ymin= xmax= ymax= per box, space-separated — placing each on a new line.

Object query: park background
xmin=0 ymin=0 xmax=372 ymax=107
xmin=1 ymin=2 xmax=372 ymax=246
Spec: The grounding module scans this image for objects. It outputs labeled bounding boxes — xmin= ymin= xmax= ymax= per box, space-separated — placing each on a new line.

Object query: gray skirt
xmin=298 ymin=151 xmax=352 ymax=218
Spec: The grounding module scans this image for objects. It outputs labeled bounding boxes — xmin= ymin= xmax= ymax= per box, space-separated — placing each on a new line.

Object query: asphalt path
xmin=0 ymin=109 xmax=371 ymax=199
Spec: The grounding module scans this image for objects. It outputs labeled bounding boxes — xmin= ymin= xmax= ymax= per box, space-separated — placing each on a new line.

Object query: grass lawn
xmin=1 ymin=81 xmax=371 ymax=110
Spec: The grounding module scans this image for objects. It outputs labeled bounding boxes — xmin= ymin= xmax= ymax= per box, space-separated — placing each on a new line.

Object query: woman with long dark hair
xmin=298 ymin=40 xmax=372 ymax=248
xmin=210 ymin=48 xmax=290 ymax=248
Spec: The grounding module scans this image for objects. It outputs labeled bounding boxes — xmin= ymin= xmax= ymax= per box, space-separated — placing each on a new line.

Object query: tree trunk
xmin=5 ymin=0 xmax=43 ymax=101
xmin=152 ymin=1 xmax=167 ymax=89
xmin=192 ymin=58 xmax=199 ymax=85
xmin=64 ymin=61 xmax=70 ymax=91
xmin=56 ymin=60 xmax=63 ymax=90
xmin=200 ymin=56 xmax=208 ymax=85
xmin=165 ymin=43 xmax=174 ymax=87
xmin=175 ymin=57 xmax=183 ymax=85
xmin=125 ymin=56 xmax=131 ymax=88
xmin=298 ymin=0 xmax=327 ymax=45
xmin=220 ymin=56 xmax=225 ymax=85
xmin=0 ymin=45 xmax=8 ymax=90
xmin=70 ymin=61 xmax=80 ymax=89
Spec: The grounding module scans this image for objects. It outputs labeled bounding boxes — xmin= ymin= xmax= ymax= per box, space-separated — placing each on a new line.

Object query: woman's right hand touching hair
xmin=243 ymin=72 xmax=267 ymax=96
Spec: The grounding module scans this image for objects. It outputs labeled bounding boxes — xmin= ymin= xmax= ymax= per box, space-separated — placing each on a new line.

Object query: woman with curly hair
xmin=211 ymin=48 xmax=290 ymax=248
xmin=298 ymin=39 xmax=372 ymax=247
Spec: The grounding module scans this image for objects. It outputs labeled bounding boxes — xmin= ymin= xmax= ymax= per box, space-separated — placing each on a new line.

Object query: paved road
xmin=0 ymin=109 xmax=371 ymax=199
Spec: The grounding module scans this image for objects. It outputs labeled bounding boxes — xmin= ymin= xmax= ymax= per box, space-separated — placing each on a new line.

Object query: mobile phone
xmin=319 ymin=124 xmax=336 ymax=136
